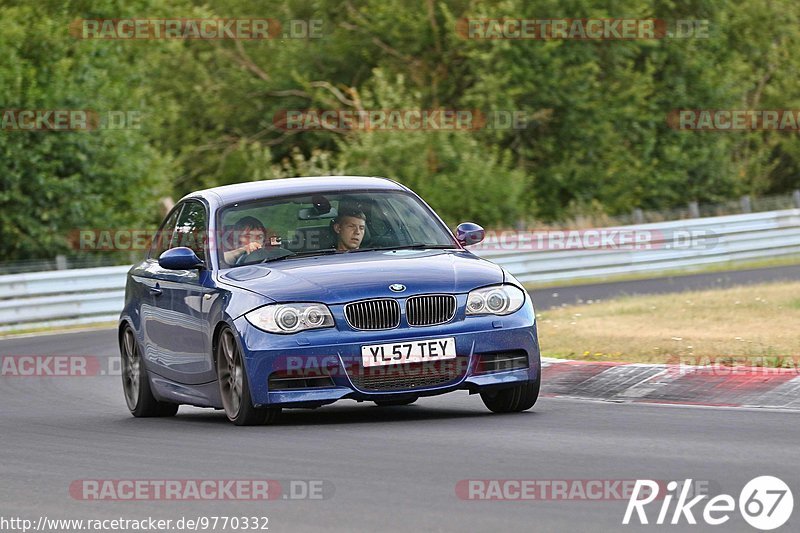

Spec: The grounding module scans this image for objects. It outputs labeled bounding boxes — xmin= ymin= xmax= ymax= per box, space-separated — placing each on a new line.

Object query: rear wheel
xmin=374 ymin=398 xmax=417 ymax=407
xmin=120 ymin=326 xmax=179 ymax=417
xmin=480 ymin=376 xmax=540 ymax=413
xmin=217 ymin=327 xmax=280 ymax=426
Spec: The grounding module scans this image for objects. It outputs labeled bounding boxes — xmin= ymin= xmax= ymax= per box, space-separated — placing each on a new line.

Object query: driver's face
xmin=334 ymin=216 xmax=365 ymax=250
xmin=238 ymin=227 xmax=264 ymax=247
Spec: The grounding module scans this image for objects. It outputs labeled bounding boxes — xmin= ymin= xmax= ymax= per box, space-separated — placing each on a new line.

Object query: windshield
xmin=217 ymin=189 xmax=458 ymax=268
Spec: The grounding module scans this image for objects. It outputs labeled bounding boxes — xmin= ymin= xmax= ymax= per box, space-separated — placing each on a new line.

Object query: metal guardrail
xmin=0 ymin=266 xmax=130 ymax=332
xmin=472 ymin=208 xmax=800 ymax=284
xmin=0 ymin=209 xmax=799 ymax=332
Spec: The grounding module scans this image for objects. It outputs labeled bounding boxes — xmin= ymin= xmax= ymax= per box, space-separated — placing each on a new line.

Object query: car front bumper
xmin=233 ymin=302 xmax=540 ymax=407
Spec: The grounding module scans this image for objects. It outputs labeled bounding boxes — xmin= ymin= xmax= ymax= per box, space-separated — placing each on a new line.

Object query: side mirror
xmin=456 ymin=222 xmax=485 ymax=246
xmin=159 ymin=247 xmax=205 ymax=270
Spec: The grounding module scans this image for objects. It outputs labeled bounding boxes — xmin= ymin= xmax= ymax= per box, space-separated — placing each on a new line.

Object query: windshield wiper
xmin=261 ymin=248 xmax=339 ymax=263
xmin=350 ymin=243 xmax=458 ymax=253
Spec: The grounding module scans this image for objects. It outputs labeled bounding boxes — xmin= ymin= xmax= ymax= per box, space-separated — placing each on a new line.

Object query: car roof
xmin=181 ymin=176 xmax=407 ymax=206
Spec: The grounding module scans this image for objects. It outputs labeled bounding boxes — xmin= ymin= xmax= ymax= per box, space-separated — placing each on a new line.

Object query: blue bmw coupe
xmin=119 ymin=176 xmax=541 ymax=425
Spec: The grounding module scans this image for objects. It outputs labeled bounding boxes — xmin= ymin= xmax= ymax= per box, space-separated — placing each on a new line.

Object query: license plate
xmin=361 ymin=337 xmax=456 ymax=367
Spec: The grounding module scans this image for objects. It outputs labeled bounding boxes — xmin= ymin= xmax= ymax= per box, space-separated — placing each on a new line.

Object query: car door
xmin=143 ymin=200 xmax=217 ymax=385
xmin=137 ymin=205 xmax=182 ymax=379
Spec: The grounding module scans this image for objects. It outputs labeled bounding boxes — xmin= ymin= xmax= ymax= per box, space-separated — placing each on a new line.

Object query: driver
xmin=223 ymin=216 xmax=266 ymax=265
xmin=333 ymin=208 xmax=366 ymax=251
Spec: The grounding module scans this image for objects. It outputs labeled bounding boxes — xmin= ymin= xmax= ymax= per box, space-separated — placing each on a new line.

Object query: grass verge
xmin=538 ymin=280 xmax=800 ymax=365
xmin=0 ymin=321 xmax=117 ymax=339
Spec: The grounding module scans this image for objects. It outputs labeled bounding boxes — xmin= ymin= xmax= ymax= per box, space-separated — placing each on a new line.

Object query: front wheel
xmin=216 ymin=327 xmax=280 ymax=426
xmin=480 ymin=376 xmax=540 ymax=413
xmin=120 ymin=325 xmax=179 ymax=418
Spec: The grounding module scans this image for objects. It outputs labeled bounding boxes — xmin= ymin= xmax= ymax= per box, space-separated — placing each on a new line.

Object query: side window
xmin=172 ymin=201 xmax=208 ymax=261
xmin=149 ymin=206 xmax=183 ymax=259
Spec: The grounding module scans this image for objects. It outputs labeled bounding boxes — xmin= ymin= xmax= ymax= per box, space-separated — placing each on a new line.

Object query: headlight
xmin=245 ymin=303 xmax=334 ymax=334
xmin=466 ymin=284 xmax=525 ymax=316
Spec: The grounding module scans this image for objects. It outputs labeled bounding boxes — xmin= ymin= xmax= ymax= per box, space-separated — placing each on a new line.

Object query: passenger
xmin=333 ymin=208 xmax=366 ymax=251
xmin=224 ymin=216 xmax=266 ymax=265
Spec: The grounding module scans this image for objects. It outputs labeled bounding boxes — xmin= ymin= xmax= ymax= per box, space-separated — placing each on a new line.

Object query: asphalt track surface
xmin=2 ymin=266 xmax=800 ymax=532
xmin=2 ymin=330 xmax=799 ymax=532
xmin=531 ymin=263 xmax=800 ymax=309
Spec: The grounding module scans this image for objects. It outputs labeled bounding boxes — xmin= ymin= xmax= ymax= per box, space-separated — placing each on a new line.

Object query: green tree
xmin=0 ymin=1 xmax=173 ymax=260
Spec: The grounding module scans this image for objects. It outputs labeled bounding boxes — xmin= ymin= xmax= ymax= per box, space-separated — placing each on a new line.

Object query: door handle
xmin=149 ymin=284 xmax=163 ymax=296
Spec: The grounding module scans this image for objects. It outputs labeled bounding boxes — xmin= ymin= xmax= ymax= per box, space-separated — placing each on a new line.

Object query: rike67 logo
xmin=624 ymin=476 xmax=793 ymax=530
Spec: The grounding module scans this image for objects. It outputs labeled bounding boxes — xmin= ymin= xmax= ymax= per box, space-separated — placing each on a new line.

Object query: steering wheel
xmin=237 ymin=246 xmax=295 ymax=265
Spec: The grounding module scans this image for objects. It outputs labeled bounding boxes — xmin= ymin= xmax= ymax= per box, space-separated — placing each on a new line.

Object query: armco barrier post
xmin=740 ymin=195 xmax=752 ymax=213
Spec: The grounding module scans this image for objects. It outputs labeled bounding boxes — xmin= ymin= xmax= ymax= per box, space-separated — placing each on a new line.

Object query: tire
xmin=120 ymin=325 xmax=179 ymax=417
xmin=216 ymin=327 xmax=280 ymax=426
xmin=374 ymin=398 xmax=417 ymax=407
xmin=480 ymin=375 xmax=540 ymax=414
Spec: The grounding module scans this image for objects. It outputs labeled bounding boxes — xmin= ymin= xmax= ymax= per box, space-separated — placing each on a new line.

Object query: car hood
xmin=219 ymin=249 xmax=504 ymax=304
